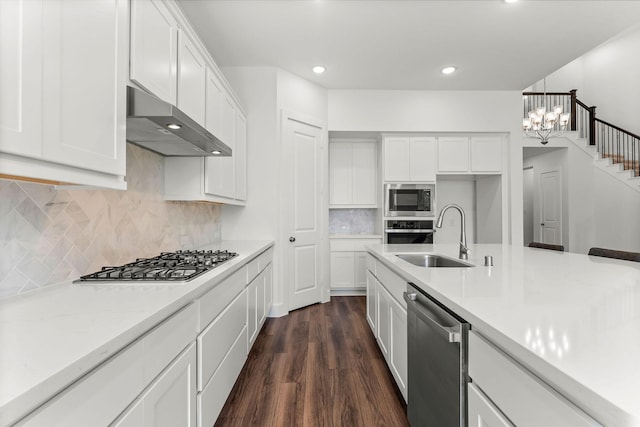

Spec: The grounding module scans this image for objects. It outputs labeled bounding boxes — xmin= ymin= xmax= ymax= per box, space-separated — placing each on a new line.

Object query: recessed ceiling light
xmin=312 ymin=65 xmax=326 ymax=74
xmin=504 ymin=0 xmax=518 ymax=3
xmin=441 ymin=66 xmax=457 ymax=75
xmin=166 ymin=123 xmax=182 ymax=130
xmin=211 ymin=150 xmax=221 ymax=155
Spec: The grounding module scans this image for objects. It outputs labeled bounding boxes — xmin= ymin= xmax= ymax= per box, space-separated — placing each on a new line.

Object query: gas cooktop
xmin=78 ymin=250 xmax=238 ymax=282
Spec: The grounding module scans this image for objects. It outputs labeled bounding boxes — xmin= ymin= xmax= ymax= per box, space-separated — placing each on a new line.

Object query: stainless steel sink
xmin=396 ymin=253 xmax=474 ymax=268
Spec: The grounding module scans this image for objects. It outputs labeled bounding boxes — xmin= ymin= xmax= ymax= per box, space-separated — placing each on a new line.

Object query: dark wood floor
xmin=215 ymin=296 xmax=410 ymax=427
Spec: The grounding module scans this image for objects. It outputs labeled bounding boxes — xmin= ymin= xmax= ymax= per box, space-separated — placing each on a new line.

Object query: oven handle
xmin=403 ymin=291 xmax=461 ymax=343
xmin=385 ymin=229 xmax=435 ymax=234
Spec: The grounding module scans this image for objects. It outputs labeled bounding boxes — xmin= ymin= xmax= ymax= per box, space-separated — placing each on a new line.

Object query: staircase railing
xmin=523 ymin=90 xmax=640 ymax=177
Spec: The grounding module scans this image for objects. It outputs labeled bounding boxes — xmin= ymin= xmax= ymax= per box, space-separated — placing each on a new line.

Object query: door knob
xmin=289 ymin=237 xmax=296 ymax=242
xmin=540 ymin=223 xmax=545 ymax=226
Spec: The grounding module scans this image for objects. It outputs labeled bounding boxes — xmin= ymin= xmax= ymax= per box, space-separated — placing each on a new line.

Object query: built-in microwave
xmin=385 ymin=183 xmax=435 ymax=217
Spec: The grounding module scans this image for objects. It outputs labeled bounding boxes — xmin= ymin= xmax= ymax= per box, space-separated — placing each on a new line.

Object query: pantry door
xmin=283 ymin=112 xmax=325 ymax=311
xmin=540 ymin=170 xmax=562 ymax=245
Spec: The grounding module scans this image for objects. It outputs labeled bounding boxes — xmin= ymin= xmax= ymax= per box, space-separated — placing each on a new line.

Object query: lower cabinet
xmin=366 ymin=255 xmax=408 ymax=401
xmin=330 ymin=237 xmax=382 ymax=293
xmin=16 ymin=247 xmax=275 ymax=427
xmin=468 ymin=331 xmax=601 ymax=427
xmin=113 ymin=343 xmax=197 ymax=427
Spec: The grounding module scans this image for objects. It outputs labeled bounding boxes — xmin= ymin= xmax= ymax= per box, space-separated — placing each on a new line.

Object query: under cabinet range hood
xmin=126 ymin=86 xmax=232 ymax=157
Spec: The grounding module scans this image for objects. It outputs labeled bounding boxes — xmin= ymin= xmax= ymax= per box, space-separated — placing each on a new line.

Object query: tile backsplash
xmin=329 ymin=209 xmax=377 ymax=235
xmin=0 ymin=144 xmax=221 ymax=299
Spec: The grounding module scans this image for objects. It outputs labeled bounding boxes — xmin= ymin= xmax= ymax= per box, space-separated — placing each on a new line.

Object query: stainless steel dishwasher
xmin=404 ymin=282 xmax=470 ymax=427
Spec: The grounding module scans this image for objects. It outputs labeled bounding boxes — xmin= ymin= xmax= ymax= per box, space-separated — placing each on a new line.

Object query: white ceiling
xmin=176 ymin=0 xmax=640 ymax=91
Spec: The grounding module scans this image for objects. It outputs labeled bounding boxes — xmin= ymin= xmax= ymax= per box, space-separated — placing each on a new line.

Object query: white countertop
xmin=368 ymin=243 xmax=640 ymax=427
xmin=0 ymin=240 xmax=273 ymax=426
xmin=329 ymin=234 xmax=383 ymax=239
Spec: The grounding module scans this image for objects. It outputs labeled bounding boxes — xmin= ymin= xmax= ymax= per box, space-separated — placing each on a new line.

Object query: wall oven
xmin=385 ymin=220 xmax=434 ymax=244
xmin=385 ymin=183 xmax=435 ymax=217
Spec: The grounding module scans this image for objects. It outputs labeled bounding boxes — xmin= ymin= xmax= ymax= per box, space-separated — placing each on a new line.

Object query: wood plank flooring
xmin=215 ymin=296 xmax=410 ymax=427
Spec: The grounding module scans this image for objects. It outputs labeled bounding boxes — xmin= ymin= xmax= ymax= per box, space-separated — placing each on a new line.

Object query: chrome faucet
xmin=435 ymin=204 xmax=470 ymax=260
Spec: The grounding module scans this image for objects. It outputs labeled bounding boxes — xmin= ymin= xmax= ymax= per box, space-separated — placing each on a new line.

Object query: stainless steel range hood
xmin=126 ymin=86 xmax=232 ymax=157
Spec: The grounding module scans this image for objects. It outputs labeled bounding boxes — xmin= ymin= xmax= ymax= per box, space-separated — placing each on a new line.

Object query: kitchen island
xmin=0 ymin=240 xmax=273 ymax=426
xmin=367 ymin=243 xmax=640 ymax=427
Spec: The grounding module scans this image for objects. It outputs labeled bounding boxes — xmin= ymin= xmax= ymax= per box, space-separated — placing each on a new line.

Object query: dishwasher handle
xmin=404 ymin=291 xmax=461 ymax=343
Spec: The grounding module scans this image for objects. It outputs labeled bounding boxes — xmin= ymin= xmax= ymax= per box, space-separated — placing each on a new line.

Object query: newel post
xmin=569 ymin=89 xmax=577 ymax=131
xmin=589 ymin=105 xmax=597 ymax=146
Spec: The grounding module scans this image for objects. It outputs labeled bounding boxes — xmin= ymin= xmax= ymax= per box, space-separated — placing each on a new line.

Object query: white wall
xmin=221 ymin=66 xmax=328 ymax=316
xmin=435 ymin=178 xmax=476 ymax=245
xmin=328 ymin=89 xmax=525 ymax=245
xmin=476 ymin=175 xmax=503 ymax=244
xmin=536 ymin=24 xmax=640 ymax=136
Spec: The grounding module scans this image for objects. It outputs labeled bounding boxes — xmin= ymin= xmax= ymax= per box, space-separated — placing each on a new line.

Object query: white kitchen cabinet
xmin=383 ymin=136 xmax=436 ymax=182
xmin=376 ymin=281 xmax=391 ymax=359
xmin=366 ymin=270 xmax=378 ymax=334
xmin=114 ymin=343 xmax=197 ymax=427
xmin=438 ymin=136 xmax=503 ymax=173
xmin=247 ymin=271 xmax=259 ymax=347
xmin=204 ymin=66 xmax=223 ymax=137
xmin=177 ymin=29 xmax=206 ymax=126
xmin=234 ymin=112 xmax=248 ymax=201
xmin=468 ymin=383 xmax=514 ymax=427
xmin=329 ymin=140 xmax=377 ymax=207
xmin=329 ymin=237 xmax=382 ymax=292
xmin=130 ymin=0 xmax=178 ymax=104
xmin=388 ymin=293 xmax=408 ymax=400
xmin=18 ymin=304 xmax=198 ymax=427
xmin=330 ymin=252 xmax=356 ymax=288
xmin=438 ymin=137 xmax=470 ymax=172
xmin=468 ymin=331 xmax=602 ymax=427
xmin=246 ymin=250 xmax=274 ymax=349
xmin=0 ymin=0 xmax=127 ymax=189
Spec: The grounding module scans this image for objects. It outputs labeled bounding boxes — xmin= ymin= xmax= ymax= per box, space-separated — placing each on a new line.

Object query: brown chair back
xmin=528 ymin=242 xmax=565 ymax=252
xmin=587 ymin=247 xmax=640 ymax=262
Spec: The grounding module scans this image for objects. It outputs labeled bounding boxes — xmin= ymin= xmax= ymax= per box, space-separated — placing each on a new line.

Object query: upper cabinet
xmin=131 ymin=0 xmax=248 ymax=204
xmin=329 ymin=140 xmax=377 ymax=208
xmin=438 ymin=136 xmax=503 ymax=174
xmin=383 ymin=136 xmax=436 ymax=182
xmin=129 ymin=0 xmax=178 ymax=105
xmin=0 ymin=0 xmax=127 ymax=189
xmin=176 ymin=30 xmax=206 ymax=126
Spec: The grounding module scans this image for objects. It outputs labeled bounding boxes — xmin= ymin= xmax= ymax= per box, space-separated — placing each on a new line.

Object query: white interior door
xmin=284 ymin=114 xmax=324 ymax=311
xmin=539 ymin=170 xmax=562 ymax=245
xmin=523 ymin=167 xmax=534 ymax=246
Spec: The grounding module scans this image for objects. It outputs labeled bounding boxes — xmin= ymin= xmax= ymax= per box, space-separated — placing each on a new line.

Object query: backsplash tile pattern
xmin=329 ymin=209 xmax=376 ymax=234
xmin=0 ymin=144 xmax=221 ymax=299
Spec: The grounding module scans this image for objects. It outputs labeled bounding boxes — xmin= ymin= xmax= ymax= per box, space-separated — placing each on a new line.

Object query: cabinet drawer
xmin=197 ymin=289 xmax=247 ymax=391
xmin=199 ymin=266 xmax=245 ymax=330
xmin=198 ymin=325 xmax=248 ymax=427
xmin=375 ymin=261 xmax=407 ymax=309
xmin=469 ymin=332 xmax=601 ymax=427
xmin=257 ymin=247 xmax=273 ymax=271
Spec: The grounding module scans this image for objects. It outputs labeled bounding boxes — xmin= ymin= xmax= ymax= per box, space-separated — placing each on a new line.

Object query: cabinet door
xmin=177 ymin=30 xmax=206 ymax=126
xmin=354 ymin=252 xmax=368 ymax=289
xmin=376 ymin=282 xmax=391 ymax=359
xmin=265 ymin=264 xmax=273 ymax=316
xmin=204 ymin=66 xmax=223 ymax=137
xmin=389 ymin=294 xmax=408 ymax=400
xmin=366 ymin=271 xmax=377 ymax=334
xmin=329 ymin=142 xmax=353 ymax=205
xmin=247 ymin=278 xmax=258 ymax=348
xmin=234 ymin=111 xmax=247 ymax=201
xmin=352 ymin=142 xmax=377 ymax=205
xmin=384 ymin=137 xmax=411 ymax=182
xmin=468 ymin=383 xmax=514 ymax=427
xmin=257 ymin=270 xmax=266 ymax=327
xmin=218 ymin=94 xmax=236 ymax=198
xmin=330 ymin=252 xmax=355 ymax=289
xmin=143 ymin=343 xmax=196 ymax=427
xmin=41 ymin=0 xmax=127 ymax=176
xmin=471 ymin=136 xmax=502 ymax=172
xmin=0 ymin=0 xmax=42 ymax=158
xmin=438 ymin=137 xmax=469 ymax=172
xmin=410 ymin=137 xmax=437 ymax=181
xmin=111 ymin=399 xmax=143 ymax=427
xmin=130 ymin=0 xmax=177 ymax=104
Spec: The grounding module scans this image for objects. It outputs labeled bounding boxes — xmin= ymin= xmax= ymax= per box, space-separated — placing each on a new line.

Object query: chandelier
xmin=522 ymin=79 xmax=570 ymax=145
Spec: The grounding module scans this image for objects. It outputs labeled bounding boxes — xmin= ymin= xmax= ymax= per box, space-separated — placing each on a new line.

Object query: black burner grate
xmin=79 ymin=250 xmax=238 ymax=282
